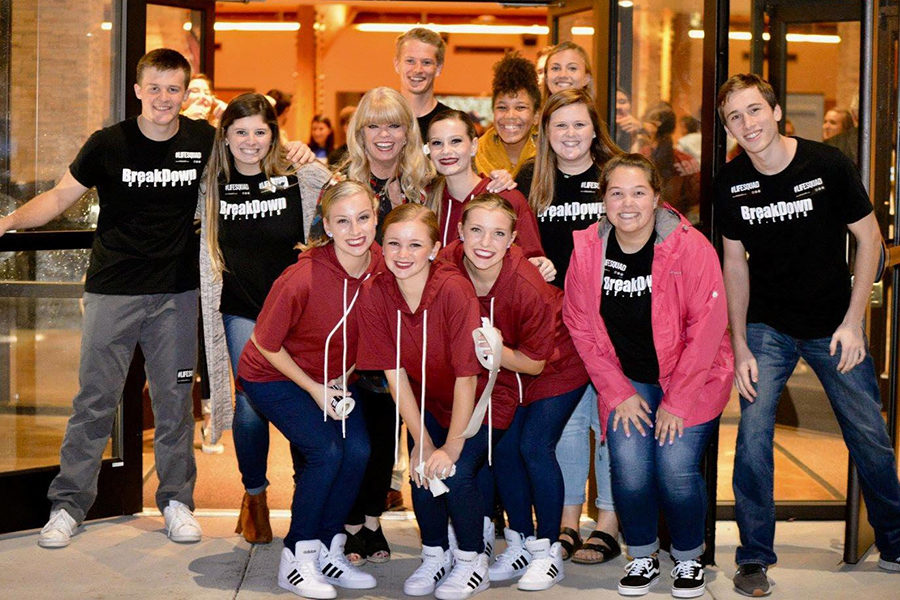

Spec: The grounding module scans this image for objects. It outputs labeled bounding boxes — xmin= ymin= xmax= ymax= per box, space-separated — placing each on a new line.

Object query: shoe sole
xmin=733 ymin=585 xmax=771 ymax=597
xmin=878 ymin=558 xmax=900 ymax=572
xmin=403 ymin=584 xmax=437 ymax=596
xmin=434 ymin=580 xmax=489 ymax=600
xmin=672 ymin=583 xmax=706 ymax=598
xmin=278 ymin=579 xmax=337 ymax=599
xmin=517 ymin=573 xmax=563 ymax=591
xmin=487 ymin=568 xmax=526 ymax=582
xmin=38 ymin=538 xmax=71 ymax=548
xmin=617 ymin=574 xmax=659 ymax=596
xmin=168 ymin=533 xmax=201 ymax=543
xmin=324 ymin=578 xmax=377 ymax=590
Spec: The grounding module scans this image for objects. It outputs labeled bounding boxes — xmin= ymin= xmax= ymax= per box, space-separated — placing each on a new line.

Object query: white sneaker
xmin=489 ymin=528 xmax=531 ymax=582
xmin=279 ymin=540 xmax=336 ymax=599
xmin=482 ymin=517 xmax=495 ymax=560
xmin=434 ymin=549 xmax=490 ymax=600
xmin=38 ymin=508 xmax=77 ymax=548
xmin=518 ymin=539 xmax=564 ymax=591
xmin=163 ymin=500 xmax=201 ymax=543
xmin=318 ymin=533 xmax=376 ymax=589
xmin=404 ymin=545 xmax=453 ymax=596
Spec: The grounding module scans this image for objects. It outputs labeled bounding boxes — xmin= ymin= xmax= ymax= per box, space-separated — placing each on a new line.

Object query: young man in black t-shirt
xmin=714 ymin=73 xmax=900 ymax=595
xmin=0 ymin=49 xmax=214 ymax=548
xmin=394 ymin=27 xmax=450 ymax=138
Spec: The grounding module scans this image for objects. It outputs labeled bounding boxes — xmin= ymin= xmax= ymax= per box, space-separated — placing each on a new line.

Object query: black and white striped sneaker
xmin=518 ymin=538 xmax=565 ymax=591
xmin=278 ymin=540 xmax=336 ymax=599
xmin=318 ymin=533 xmax=376 ymax=589
xmin=488 ymin=528 xmax=531 ymax=581
xmin=671 ymin=558 xmax=705 ymax=598
xmin=404 ymin=545 xmax=453 ymax=596
xmin=618 ymin=554 xmax=660 ymax=596
xmin=434 ymin=549 xmax=490 ymax=600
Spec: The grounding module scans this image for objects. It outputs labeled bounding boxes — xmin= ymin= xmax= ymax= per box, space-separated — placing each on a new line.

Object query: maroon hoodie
xmin=437 ymin=175 xmax=544 ymax=258
xmin=238 ymin=242 xmax=384 ymax=385
xmin=443 ymin=240 xmax=588 ymax=413
xmin=356 ymin=261 xmax=482 ymax=429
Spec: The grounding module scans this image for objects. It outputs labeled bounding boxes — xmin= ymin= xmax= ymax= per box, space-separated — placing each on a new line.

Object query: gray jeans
xmin=48 ymin=290 xmax=199 ymax=522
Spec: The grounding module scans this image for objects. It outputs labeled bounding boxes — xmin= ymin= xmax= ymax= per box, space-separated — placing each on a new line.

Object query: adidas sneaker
xmin=404 ymin=545 xmax=453 ymax=596
xmin=278 ymin=540 xmax=336 ymax=599
xmin=318 ymin=533 xmax=376 ymax=589
xmin=434 ymin=549 xmax=490 ymax=600
xmin=517 ymin=538 xmax=564 ymax=591
xmin=488 ymin=528 xmax=531 ymax=582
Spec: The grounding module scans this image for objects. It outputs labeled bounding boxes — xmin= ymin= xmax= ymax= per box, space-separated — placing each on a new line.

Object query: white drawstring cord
xmin=394 ymin=309 xmax=401 ymax=465
xmin=322 ymin=275 xmax=369 ymax=437
xmin=516 ymin=373 xmax=523 ymax=404
xmin=442 ymin=198 xmax=452 ymax=246
xmin=341 ymin=279 xmax=348 ymax=438
xmin=419 ymin=309 xmax=428 ymax=467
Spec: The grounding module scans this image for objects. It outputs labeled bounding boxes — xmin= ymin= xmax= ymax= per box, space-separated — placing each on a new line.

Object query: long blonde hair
xmin=299 ymin=180 xmax=377 ymax=251
xmin=338 ymin=87 xmax=433 ymax=203
xmin=204 ymin=93 xmax=293 ymax=276
xmin=529 ymin=88 xmax=622 ymax=214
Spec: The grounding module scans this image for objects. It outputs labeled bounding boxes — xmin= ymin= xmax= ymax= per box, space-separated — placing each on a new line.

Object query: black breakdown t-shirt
xmin=417 ymin=100 xmax=451 ymax=141
xmin=69 ymin=115 xmax=214 ymax=294
xmin=714 ymin=137 xmax=873 ymax=339
xmin=217 ymin=171 xmax=305 ymax=320
xmin=516 ymin=160 xmax=604 ymax=289
xmin=600 ymin=230 xmax=659 ymax=384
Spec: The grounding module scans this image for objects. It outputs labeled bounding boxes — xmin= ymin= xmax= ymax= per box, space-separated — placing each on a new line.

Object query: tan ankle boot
xmin=235 ymin=490 xmax=273 ymax=543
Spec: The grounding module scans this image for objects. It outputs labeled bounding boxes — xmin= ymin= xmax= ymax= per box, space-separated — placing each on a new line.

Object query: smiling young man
xmin=394 ymin=28 xmax=450 ymax=138
xmin=714 ymin=73 xmax=900 ymax=596
xmin=0 ymin=49 xmax=215 ymax=548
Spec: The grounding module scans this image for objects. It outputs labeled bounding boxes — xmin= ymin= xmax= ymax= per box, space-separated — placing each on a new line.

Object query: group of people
xmin=1 ymin=25 xmax=899 ymax=600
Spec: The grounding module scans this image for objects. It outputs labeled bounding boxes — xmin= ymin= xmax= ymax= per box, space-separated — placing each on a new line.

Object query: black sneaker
xmin=671 ymin=558 xmax=705 ymax=598
xmin=878 ymin=554 xmax=900 ymax=572
xmin=733 ymin=563 xmax=771 ymax=597
xmin=618 ymin=555 xmax=660 ymax=596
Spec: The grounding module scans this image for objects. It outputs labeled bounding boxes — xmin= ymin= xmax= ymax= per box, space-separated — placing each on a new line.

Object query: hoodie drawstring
xmin=394 ymin=309 xmax=401 ymax=465
xmin=460 ymin=297 xmax=502 ymax=465
xmin=322 ymin=274 xmax=369 ymax=438
xmin=442 ymin=198 xmax=452 ymax=247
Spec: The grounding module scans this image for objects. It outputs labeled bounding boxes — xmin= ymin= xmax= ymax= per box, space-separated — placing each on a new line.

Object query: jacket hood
xmin=302 ymin=240 xmax=383 ymax=279
xmin=384 ymin=259 xmax=463 ymax=315
xmin=442 ymin=239 xmax=527 ymax=299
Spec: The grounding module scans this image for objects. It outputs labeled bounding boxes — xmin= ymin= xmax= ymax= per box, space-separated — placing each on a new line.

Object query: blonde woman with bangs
xmin=335 ymin=86 xmax=433 ymax=234
xmin=198 ymin=92 xmax=330 ymax=546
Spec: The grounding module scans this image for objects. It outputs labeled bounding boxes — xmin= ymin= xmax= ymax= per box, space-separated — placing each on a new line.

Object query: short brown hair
xmin=395 ymin=27 xmax=446 ymax=67
xmin=382 ymin=203 xmax=440 ymax=245
xmin=137 ymin=48 xmax=191 ymax=88
xmin=599 ymin=153 xmax=663 ymax=198
xmin=716 ymin=73 xmax=777 ymax=122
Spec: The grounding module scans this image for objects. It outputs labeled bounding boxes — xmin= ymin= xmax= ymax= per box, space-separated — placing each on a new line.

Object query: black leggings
xmin=346 ymin=387 xmax=397 ymax=524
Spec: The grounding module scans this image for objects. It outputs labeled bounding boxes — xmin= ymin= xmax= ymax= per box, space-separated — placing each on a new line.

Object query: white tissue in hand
xmin=414 ymin=463 xmax=456 ymax=497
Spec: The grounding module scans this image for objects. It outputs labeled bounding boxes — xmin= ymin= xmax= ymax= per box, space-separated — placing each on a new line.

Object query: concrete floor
xmin=2 ymin=513 xmax=897 ymax=600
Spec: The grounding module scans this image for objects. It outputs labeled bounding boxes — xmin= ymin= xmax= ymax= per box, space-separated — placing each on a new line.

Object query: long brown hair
xmin=424 ymin=109 xmax=479 ymax=224
xmin=529 ymin=88 xmax=622 ymax=214
xmin=204 ymin=93 xmax=293 ymax=276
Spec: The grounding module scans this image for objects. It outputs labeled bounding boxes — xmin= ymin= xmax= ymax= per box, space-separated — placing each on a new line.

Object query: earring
xmin=507 ymin=243 xmax=512 ymax=249
xmin=459 ymin=235 xmax=465 ymax=242
xmin=428 ymin=254 xmax=436 ymax=262
xmin=326 ymin=231 xmax=333 ymax=238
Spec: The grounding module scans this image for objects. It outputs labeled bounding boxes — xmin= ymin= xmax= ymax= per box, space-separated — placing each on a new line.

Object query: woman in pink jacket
xmin=562 ymin=154 xmax=733 ymax=599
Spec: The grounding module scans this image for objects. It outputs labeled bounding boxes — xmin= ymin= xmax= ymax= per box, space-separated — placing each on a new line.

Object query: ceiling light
xmin=687 ymin=30 xmax=840 ymax=44
xmin=355 ymin=23 xmax=548 ymax=35
xmin=214 ymin=22 xmax=301 ymax=32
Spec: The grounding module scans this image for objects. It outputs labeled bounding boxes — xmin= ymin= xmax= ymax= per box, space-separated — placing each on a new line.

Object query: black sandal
xmin=343 ymin=528 xmax=367 ymax=566
xmin=364 ymin=526 xmax=391 ymax=564
xmin=557 ymin=526 xmax=583 ymax=561
xmin=571 ymin=530 xmax=621 ymax=565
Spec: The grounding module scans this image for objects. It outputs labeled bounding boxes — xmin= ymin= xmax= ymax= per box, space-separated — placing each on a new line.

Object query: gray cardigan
xmin=197 ymin=161 xmax=331 ymax=442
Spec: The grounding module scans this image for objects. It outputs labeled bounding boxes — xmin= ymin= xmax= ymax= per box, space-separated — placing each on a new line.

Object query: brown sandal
xmin=557 ymin=526 xmax=583 ymax=561
xmin=235 ymin=490 xmax=273 ymax=544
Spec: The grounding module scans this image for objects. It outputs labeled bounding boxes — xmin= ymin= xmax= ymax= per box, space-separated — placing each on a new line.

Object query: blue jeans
xmin=555 ymin=384 xmax=615 ymax=511
xmin=606 ymin=380 xmax=716 ymax=561
xmin=409 ymin=410 xmax=494 ymax=553
xmin=223 ymin=314 xmax=271 ymax=494
xmin=493 ymin=386 xmax=585 ymax=540
xmin=734 ymin=322 xmax=900 ymax=565
xmin=241 ymin=378 xmax=370 ymax=549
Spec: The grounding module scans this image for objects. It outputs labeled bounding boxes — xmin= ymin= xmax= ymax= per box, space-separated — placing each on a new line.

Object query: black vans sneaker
xmin=671 ymin=558 xmax=705 ymax=598
xmin=617 ymin=554 xmax=660 ymax=596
